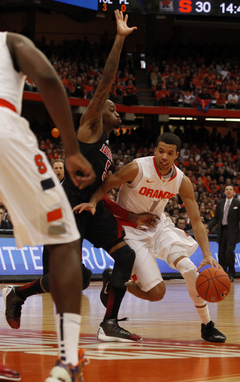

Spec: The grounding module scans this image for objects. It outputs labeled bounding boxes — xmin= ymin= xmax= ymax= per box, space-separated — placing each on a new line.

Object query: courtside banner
xmin=0 ymin=235 xmax=240 ymax=276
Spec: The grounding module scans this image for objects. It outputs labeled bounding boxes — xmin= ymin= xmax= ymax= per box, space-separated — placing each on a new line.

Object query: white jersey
xmin=0 ymin=32 xmax=25 ymax=114
xmin=116 ymin=156 xmax=197 ymax=292
xmin=117 ymin=156 xmax=183 ymax=218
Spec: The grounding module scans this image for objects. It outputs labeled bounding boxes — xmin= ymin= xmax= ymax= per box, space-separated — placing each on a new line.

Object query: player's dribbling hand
xmin=73 ymin=202 xmax=96 ymax=215
xmin=197 ymin=255 xmax=223 ymax=272
xmin=115 ymin=9 xmax=137 ymax=38
xmin=65 ymin=153 xmax=96 ymax=189
xmin=129 ymin=212 xmax=160 ymax=228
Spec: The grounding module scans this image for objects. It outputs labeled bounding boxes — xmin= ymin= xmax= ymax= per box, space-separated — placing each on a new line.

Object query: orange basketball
xmin=51 ymin=127 xmax=60 ymax=138
xmin=196 ymin=268 xmax=231 ymax=303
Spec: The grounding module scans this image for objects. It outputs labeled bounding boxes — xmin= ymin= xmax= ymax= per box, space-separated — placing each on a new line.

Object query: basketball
xmin=196 ymin=268 xmax=231 ymax=303
xmin=51 ymin=127 xmax=60 ymax=138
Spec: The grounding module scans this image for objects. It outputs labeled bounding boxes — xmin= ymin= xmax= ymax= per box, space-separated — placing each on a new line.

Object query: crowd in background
xmin=23 ymin=36 xmax=240 ymax=110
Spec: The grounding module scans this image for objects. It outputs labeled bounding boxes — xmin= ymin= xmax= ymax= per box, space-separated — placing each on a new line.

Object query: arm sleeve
xmin=103 ymin=195 xmax=129 ymax=219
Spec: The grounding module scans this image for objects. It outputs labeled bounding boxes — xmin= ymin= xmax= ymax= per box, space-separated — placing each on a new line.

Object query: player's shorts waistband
xmin=0 ymin=99 xmax=17 ymax=113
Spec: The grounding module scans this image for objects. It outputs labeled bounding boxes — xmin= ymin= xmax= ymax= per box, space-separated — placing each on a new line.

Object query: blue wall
xmin=0 ymin=235 xmax=240 ymax=277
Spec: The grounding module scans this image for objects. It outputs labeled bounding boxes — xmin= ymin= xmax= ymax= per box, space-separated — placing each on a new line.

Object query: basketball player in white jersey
xmin=74 ymin=132 xmax=226 ymax=343
xmin=0 ymin=31 xmax=95 ymax=381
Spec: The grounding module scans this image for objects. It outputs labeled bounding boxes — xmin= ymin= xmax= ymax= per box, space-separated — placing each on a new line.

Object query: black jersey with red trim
xmin=63 ymin=132 xmax=112 ymax=207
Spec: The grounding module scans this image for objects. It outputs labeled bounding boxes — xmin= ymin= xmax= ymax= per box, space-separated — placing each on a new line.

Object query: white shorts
xmin=0 ymin=108 xmax=80 ymax=248
xmin=124 ymin=214 xmax=198 ymax=292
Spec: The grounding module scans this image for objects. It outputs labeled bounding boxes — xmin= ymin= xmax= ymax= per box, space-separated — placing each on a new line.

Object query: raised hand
xmin=115 ymin=9 xmax=137 ymax=38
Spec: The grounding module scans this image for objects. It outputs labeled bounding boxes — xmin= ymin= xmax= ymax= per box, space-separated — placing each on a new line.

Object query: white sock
xmin=175 ymin=257 xmax=211 ymax=325
xmin=55 ymin=313 xmax=81 ymax=365
xmin=196 ymin=305 xmax=210 ymax=325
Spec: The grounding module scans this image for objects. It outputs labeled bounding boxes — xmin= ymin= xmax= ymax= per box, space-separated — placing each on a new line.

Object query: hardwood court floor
xmin=0 ymin=279 xmax=240 ymax=382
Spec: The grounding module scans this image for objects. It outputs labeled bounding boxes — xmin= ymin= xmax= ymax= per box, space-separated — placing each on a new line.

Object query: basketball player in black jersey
xmin=3 ymin=10 xmax=144 ymax=342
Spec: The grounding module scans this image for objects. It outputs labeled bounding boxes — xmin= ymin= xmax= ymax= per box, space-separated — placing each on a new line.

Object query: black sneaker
xmin=2 ymin=286 xmax=25 ymax=329
xmin=201 ymin=321 xmax=226 ymax=343
xmin=97 ymin=318 xmax=142 ymax=342
xmin=100 ymin=268 xmax=112 ymax=308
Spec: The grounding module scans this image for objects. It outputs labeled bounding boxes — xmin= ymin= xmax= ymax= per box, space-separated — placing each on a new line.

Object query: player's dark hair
xmin=156 ymin=133 xmax=181 ymax=152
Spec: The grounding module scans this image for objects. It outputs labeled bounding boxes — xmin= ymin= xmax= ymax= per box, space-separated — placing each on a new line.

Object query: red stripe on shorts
xmin=0 ymin=99 xmax=17 ymax=113
xmin=131 ymin=274 xmax=137 ymax=282
xmin=47 ymin=208 xmax=63 ymax=222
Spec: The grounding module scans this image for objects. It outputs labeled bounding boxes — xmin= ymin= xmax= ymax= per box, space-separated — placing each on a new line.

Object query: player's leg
xmin=2 ymin=275 xmax=49 ymax=329
xmin=167 ymin=247 xmax=226 ymax=343
xmin=3 ymin=245 xmax=92 ymax=330
xmin=127 ymin=281 xmax=165 ymax=301
xmin=100 ymin=234 xmax=166 ymax=305
xmin=43 ymin=244 xmax=92 ymax=288
xmin=218 ymin=231 xmax=228 ymax=272
xmin=225 ymin=240 xmax=236 ymax=281
xmin=85 ymin=207 xmax=142 ymax=342
xmin=45 ymin=240 xmax=87 ymax=382
xmin=97 ymin=239 xmax=142 ymax=342
xmin=127 ymin=247 xmax=166 ymax=301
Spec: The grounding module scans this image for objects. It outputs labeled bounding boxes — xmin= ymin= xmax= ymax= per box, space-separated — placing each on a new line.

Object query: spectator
xmin=72 ymin=76 xmax=84 ymax=98
xmin=207 ymin=184 xmax=240 ymax=282
xmin=196 ymin=86 xmax=212 ymax=112
xmin=85 ymin=79 xmax=94 ymax=99
xmin=155 ymin=85 xmax=169 ymax=106
xmin=123 ymin=79 xmax=138 ymax=105
xmin=227 ymin=91 xmax=239 ymax=109
xmin=182 ymin=90 xmax=195 ymax=107
xmin=175 ymin=216 xmax=186 ymax=231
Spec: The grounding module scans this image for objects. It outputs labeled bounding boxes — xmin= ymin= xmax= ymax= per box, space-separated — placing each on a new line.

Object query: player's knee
xmin=175 ymin=257 xmax=198 ymax=278
xmin=147 ymin=282 xmax=166 ymax=302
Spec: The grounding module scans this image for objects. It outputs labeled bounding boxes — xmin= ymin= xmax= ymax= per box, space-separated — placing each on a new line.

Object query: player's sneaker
xmin=97 ymin=318 xmax=142 ymax=342
xmin=45 ymin=348 xmax=87 ymax=382
xmin=0 ymin=363 xmax=21 ymax=381
xmin=2 ymin=286 xmax=25 ymax=329
xmin=201 ymin=321 xmax=226 ymax=343
xmin=100 ymin=268 xmax=112 ymax=308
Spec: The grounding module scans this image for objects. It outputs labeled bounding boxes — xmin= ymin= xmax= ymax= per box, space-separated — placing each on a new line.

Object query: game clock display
xmin=53 ymin=0 xmax=240 ymax=16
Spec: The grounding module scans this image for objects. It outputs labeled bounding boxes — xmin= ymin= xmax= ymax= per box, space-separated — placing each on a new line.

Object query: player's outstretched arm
xmin=179 ymin=175 xmax=222 ymax=271
xmin=7 ymin=33 xmax=95 ymax=189
xmin=78 ymin=10 xmax=137 ymax=142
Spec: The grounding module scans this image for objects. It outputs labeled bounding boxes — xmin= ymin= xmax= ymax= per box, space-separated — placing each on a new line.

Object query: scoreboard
xmin=52 ymin=0 xmax=240 ymax=17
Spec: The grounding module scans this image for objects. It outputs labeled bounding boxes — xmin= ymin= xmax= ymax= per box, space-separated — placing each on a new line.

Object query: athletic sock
xmin=196 ymin=305 xmax=210 ymax=325
xmin=16 ymin=278 xmax=46 ymax=300
xmin=55 ymin=313 xmax=81 ymax=366
xmin=104 ymin=286 xmax=125 ymax=321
